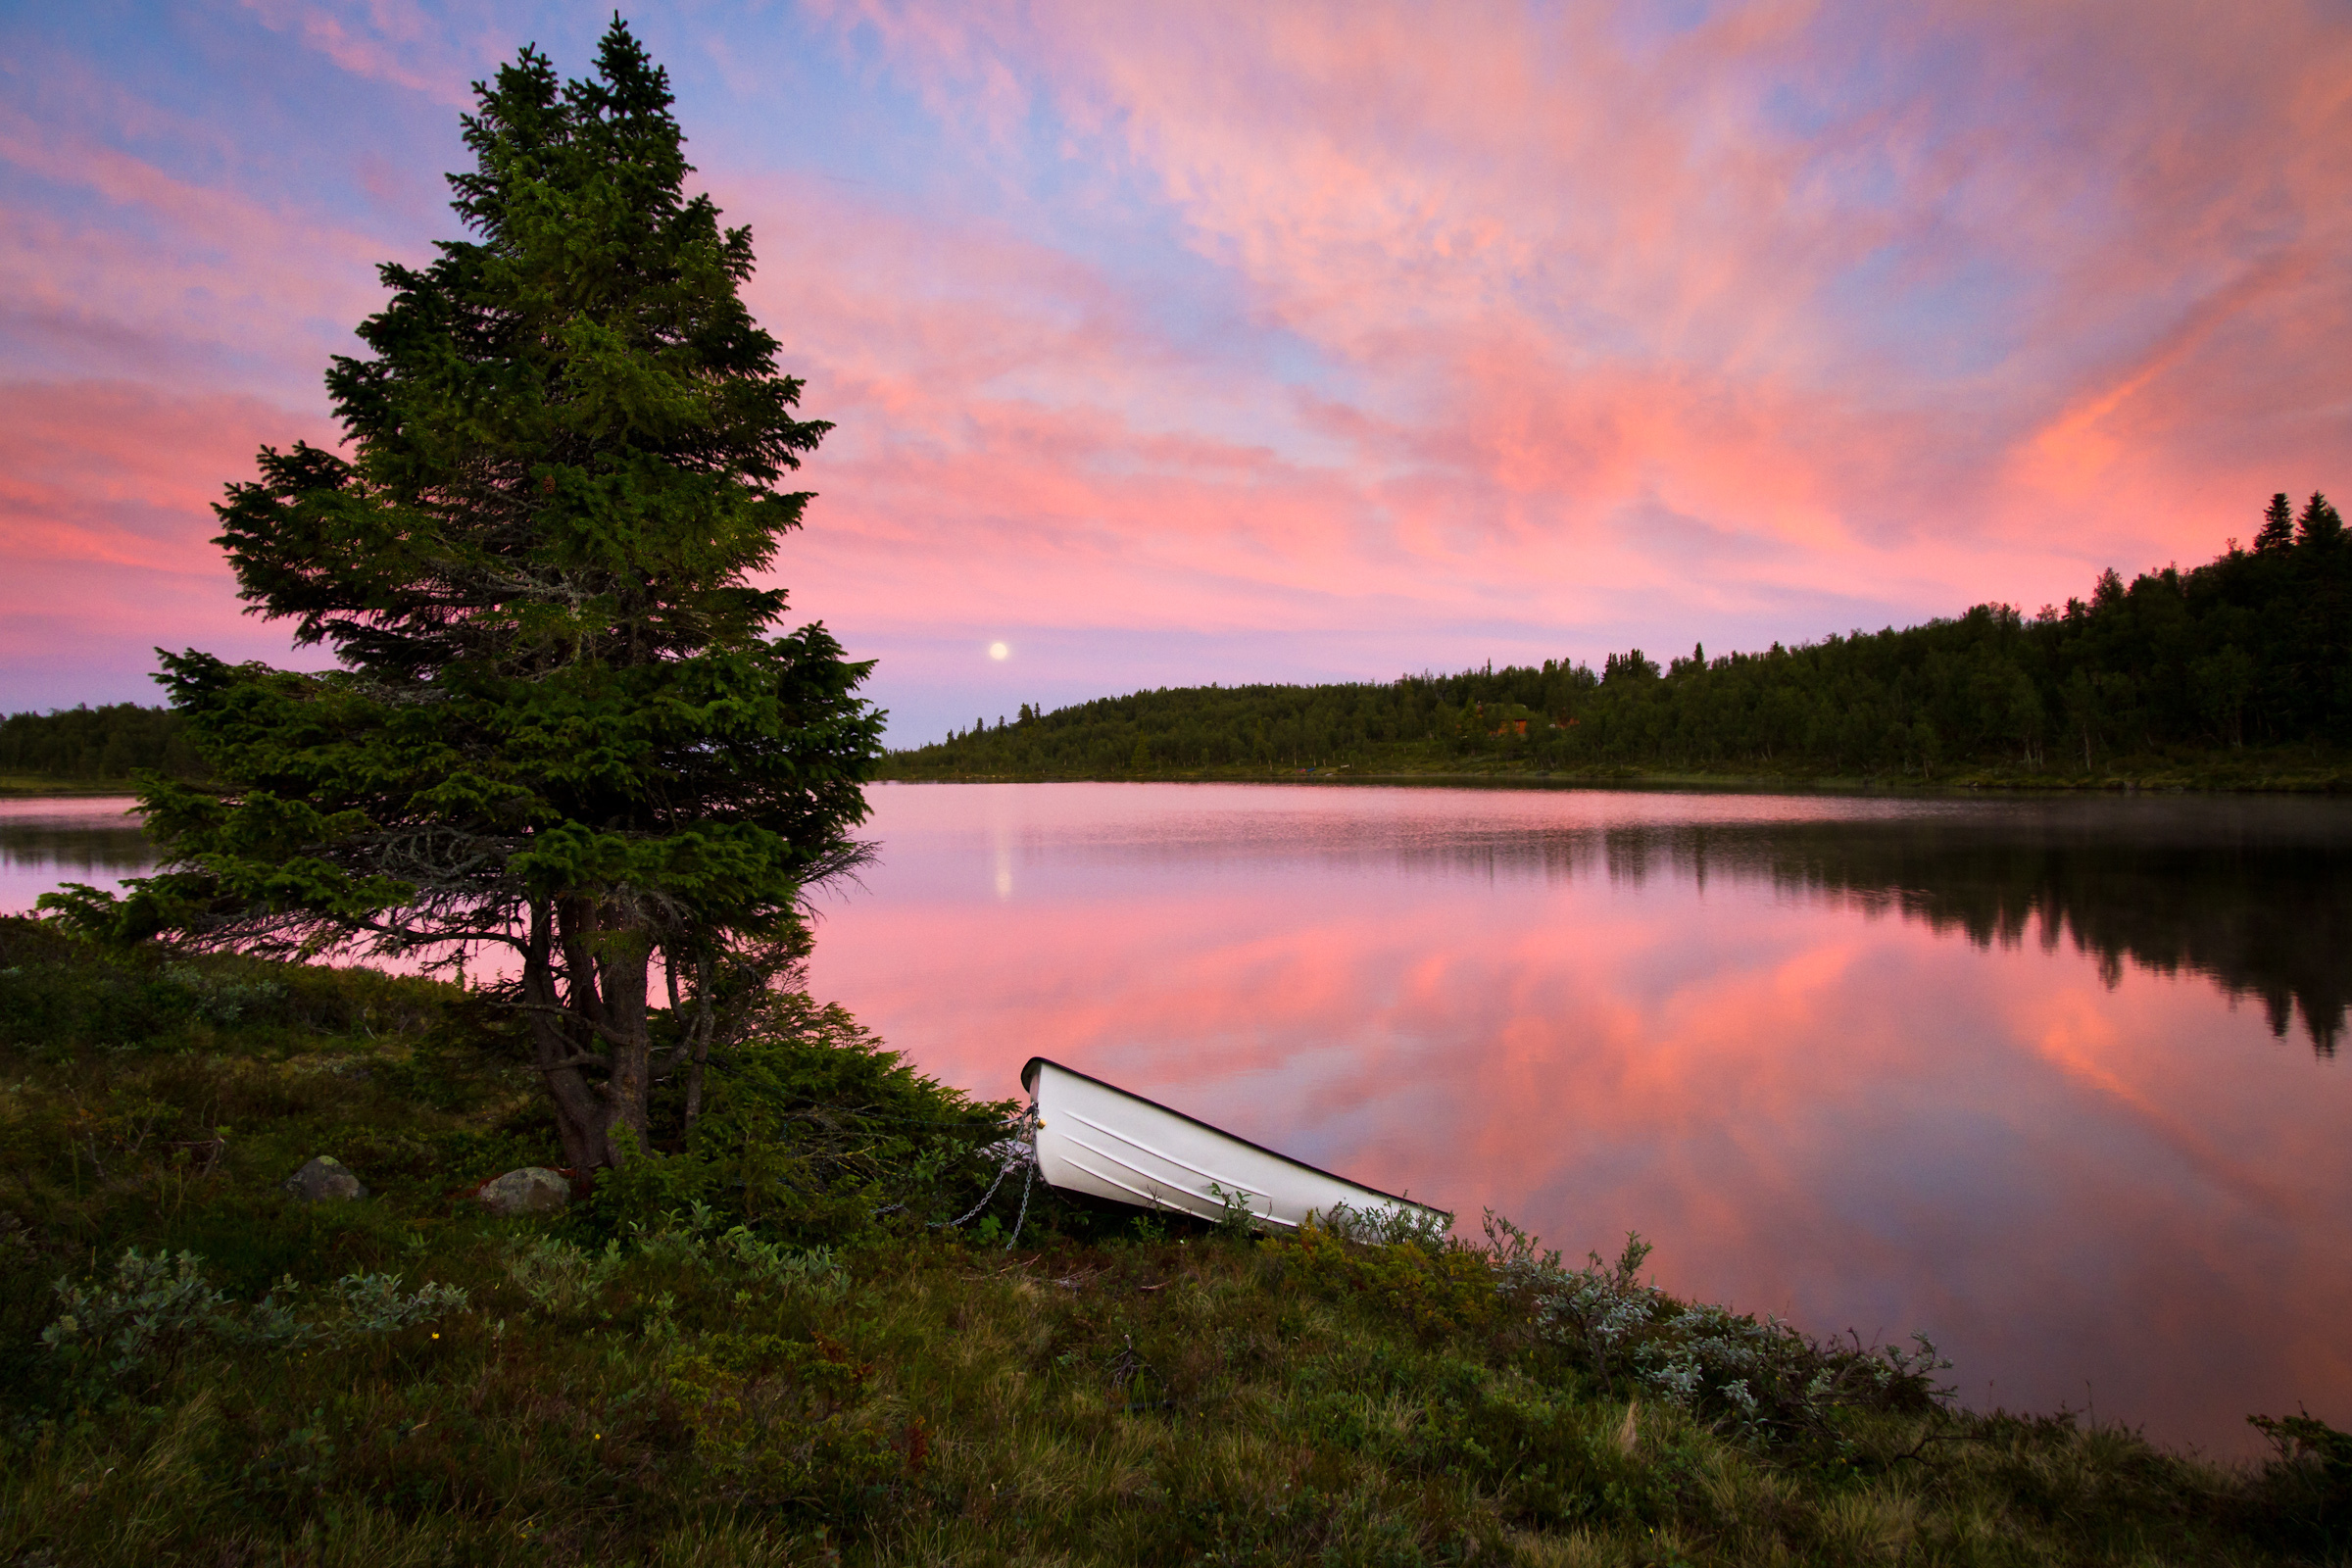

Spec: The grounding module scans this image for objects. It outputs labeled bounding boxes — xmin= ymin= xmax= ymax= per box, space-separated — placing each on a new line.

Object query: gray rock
xmin=475 ymin=1166 xmax=570 ymax=1217
xmin=284 ymin=1155 xmax=368 ymax=1202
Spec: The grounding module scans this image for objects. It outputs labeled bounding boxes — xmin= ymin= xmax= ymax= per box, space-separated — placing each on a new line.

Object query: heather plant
xmin=1313 ymin=1197 xmax=1456 ymax=1251
xmin=626 ymin=1203 xmax=851 ymax=1299
xmin=250 ymin=1269 xmax=470 ymax=1346
xmin=41 ymin=1248 xmax=467 ymax=1400
xmin=159 ymin=963 xmax=286 ymax=1025
xmin=1285 ymin=1209 xmax=1496 ymax=1336
xmin=1483 ymin=1215 xmax=1951 ymax=1439
xmin=501 ymin=1234 xmax=627 ymax=1316
xmin=2243 ymin=1410 xmax=2352 ymax=1553
xmin=714 ymin=1227 xmax=849 ymax=1298
xmin=38 ymin=1250 xmax=231 ymax=1386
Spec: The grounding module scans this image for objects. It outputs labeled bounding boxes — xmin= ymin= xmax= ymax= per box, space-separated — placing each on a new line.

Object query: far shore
xmin=876 ymin=757 xmax=2352 ymax=796
xmin=13 ymin=758 xmax=2349 ymax=803
xmin=0 ymin=775 xmax=146 ymax=800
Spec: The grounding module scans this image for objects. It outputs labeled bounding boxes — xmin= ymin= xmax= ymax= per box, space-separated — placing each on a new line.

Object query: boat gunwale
xmin=1021 ymin=1054 xmax=1449 ymax=1222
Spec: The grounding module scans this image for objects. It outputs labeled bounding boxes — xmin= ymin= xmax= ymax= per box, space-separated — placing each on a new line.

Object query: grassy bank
xmin=1 ymin=918 xmax=2344 ymax=1566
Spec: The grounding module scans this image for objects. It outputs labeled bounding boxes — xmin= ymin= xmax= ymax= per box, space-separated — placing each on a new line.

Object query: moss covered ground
xmin=1 ymin=916 xmax=2343 ymax=1566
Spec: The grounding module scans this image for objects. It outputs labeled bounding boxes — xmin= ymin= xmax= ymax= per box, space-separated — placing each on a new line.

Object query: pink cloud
xmin=0 ymin=103 xmax=407 ymax=386
xmin=801 ymin=0 xmax=2351 ymax=636
xmin=0 ymin=380 xmax=336 ymax=702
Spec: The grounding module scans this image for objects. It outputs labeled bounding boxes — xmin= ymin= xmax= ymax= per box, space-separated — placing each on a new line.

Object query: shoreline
xmin=13 ymin=761 xmax=2346 ymax=803
xmin=0 ymin=775 xmax=148 ymax=799
xmin=875 ymin=761 xmax=2352 ymax=796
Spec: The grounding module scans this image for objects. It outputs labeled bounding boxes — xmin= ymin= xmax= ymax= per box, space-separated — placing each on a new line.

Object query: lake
xmin=8 ymin=782 xmax=2348 ymax=1455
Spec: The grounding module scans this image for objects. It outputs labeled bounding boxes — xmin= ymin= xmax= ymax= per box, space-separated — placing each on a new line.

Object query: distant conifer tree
xmin=2256 ymin=492 xmax=2297 ymax=553
xmin=2297 ymin=492 xmax=2344 ymax=550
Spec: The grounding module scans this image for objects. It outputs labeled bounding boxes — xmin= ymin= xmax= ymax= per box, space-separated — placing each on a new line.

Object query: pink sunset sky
xmin=3 ymin=1 xmax=2347 ymax=744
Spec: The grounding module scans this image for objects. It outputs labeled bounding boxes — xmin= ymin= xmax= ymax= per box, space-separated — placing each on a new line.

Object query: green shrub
xmin=2247 ymin=1410 xmax=2352 ymax=1553
xmin=39 ymin=1247 xmax=466 ymax=1405
xmin=1486 ymin=1217 xmax=1949 ymax=1440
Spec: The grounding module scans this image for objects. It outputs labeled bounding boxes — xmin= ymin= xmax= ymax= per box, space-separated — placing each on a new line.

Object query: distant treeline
xmin=0 ymin=704 xmax=201 ymax=780
xmin=888 ymin=493 xmax=2351 ymax=781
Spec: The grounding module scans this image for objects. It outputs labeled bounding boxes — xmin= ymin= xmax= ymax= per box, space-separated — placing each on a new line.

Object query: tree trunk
xmin=522 ymin=899 xmax=607 ymax=1171
xmin=522 ymin=896 xmax=657 ymax=1170
xmin=684 ymin=951 xmax=712 ymax=1132
xmin=593 ymin=908 xmax=654 ymax=1160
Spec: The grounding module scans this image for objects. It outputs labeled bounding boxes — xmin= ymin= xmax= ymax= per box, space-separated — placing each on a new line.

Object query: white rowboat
xmin=1022 ymin=1056 xmax=1447 ymax=1233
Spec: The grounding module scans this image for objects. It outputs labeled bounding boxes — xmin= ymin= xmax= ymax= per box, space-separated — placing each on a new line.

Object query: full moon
xmin=988 ymin=642 xmax=1009 ymax=661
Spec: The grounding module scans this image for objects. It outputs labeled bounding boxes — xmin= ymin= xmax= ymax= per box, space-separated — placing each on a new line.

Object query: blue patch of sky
xmin=1757 ymin=79 xmax=1843 ymax=144
xmin=1498 ymin=258 xmax=1654 ymax=368
xmin=947 ymin=117 xmax=1365 ymax=451
xmin=1602 ymin=0 xmax=1732 ymax=59
xmin=0 ymin=7 xmax=473 ymax=401
xmin=1736 ymin=18 xmax=2087 ymax=391
xmin=659 ymin=8 xmax=954 ymax=200
xmin=5 ymin=5 xmax=466 ymax=240
xmin=690 ymin=8 xmax=1364 ymax=469
xmin=1815 ymin=244 xmax=2028 ymax=384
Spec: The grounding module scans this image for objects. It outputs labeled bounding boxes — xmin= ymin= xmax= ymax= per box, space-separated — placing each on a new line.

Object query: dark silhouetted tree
xmin=2298 ymin=492 xmax=2344 ymax=550
xmin=2257 ymin=492 xmax=2296 ymax=553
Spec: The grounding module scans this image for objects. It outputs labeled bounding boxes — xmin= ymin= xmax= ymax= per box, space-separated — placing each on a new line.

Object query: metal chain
xmin=931 ymin=1157 xmax=1016 ymax=1229
xmin=1004 ymin=1160 xmax=1037 ymax=1250
xmin=927 ymin=1105 xmax=1040 ymax=1235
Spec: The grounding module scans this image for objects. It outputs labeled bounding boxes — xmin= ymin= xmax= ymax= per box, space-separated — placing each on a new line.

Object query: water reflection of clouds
xmin=820 ymin=783 xmax=2352 ymax=1454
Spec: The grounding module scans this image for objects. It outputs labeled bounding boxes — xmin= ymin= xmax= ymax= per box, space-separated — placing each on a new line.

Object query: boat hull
xmin=1022 ymin=1057 xmax=1446 ymax=1233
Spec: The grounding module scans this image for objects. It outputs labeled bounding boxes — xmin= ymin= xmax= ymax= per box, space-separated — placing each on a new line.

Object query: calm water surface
xmin=0 ymin=797 xmax=147 ymax=910
xmin=9 ymin=783 xmax=2347 ymax=1455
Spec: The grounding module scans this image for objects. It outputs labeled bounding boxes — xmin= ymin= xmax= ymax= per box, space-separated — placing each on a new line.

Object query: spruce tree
xmin=53 ymin=22 xmax=884 ymax=1169
xmin=2256 ymin=492 xmax=2296 ymax=553
xmin=2297 ymin=492 xmax=2344 ymax=550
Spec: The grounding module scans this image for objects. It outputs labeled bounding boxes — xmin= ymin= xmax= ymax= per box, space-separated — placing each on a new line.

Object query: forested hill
xmin=0 ymin=703 xmax=200 ymax=783
xmin=884 ymin=493 xmax=2352 ymax=786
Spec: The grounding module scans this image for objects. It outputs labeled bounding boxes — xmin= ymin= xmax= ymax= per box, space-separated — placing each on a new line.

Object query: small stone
xmin=284 ymin=1155 xmax=368 ymax=1202
xmin=475 ymin=1166 xmax=570 ymax=1216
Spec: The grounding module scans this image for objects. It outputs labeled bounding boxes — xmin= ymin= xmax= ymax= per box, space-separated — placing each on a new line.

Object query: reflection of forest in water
xmin=1733 ymin=814 xmax=2349 ymax=1057
xmin=0 ymin=810 xmax=152 ymax=875
xmin=1370 ymin=799 xmax=2350 ymax=1058
xmin=1078 ymin=794 xmax=2352 ymax=1058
